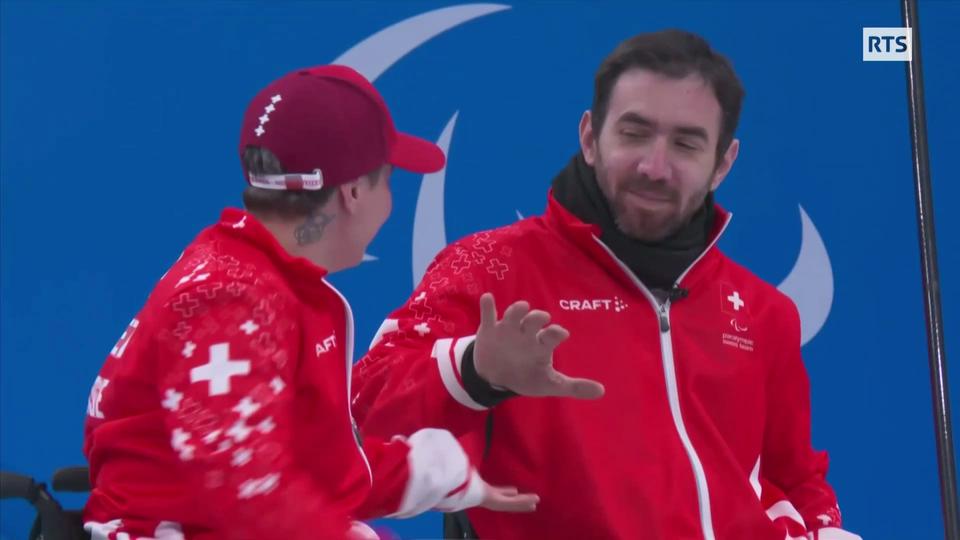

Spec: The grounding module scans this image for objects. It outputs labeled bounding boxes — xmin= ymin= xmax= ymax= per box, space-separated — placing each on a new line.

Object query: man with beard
xmin=351 ymin=30 xmax=859 ymax=540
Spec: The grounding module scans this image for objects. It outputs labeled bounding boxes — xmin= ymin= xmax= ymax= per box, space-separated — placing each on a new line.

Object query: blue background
xmin=2 ymin=1 xmax=959 ymax=538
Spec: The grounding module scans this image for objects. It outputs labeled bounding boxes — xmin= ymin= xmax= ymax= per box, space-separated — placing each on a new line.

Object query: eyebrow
xmin=617 ymin=111 xmax=710 ymax=143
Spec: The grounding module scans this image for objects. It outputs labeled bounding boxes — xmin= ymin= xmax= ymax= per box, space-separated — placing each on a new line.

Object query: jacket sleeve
xmin=352 ymin=237 xmax=515 ymax=441
xmin=353 ymin=429 xmax=486 ymax=520
xmin=154 ymin=280 xmax=348 ymax=540
xmin=761 ymin=298 xmax=860 ymax=539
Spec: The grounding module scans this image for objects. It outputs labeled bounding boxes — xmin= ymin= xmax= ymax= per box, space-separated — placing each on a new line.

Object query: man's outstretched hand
xmin=473 ymin=293 xmax=605 ymax=400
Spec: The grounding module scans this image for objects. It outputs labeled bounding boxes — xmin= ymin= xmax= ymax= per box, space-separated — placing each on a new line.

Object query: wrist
xmin=462 ymin=342 xmax=516 ymax=407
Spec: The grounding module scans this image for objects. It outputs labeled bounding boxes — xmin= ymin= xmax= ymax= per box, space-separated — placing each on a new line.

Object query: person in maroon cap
xmin=80 ymin=65 xmax=541 ymax=540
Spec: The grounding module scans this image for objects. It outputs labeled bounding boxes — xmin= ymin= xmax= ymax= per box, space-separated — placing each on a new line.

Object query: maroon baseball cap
xmin=239 ymin=64 xmax=445 ymax=190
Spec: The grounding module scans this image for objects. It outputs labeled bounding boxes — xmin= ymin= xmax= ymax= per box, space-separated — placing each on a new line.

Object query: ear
xmin=710 ymin=138 xmax=740 ymax=191
xmin=338 ymin=179 xmax=363 ymax=215
xmin=579 ymin=110 xmax=597 ymax=166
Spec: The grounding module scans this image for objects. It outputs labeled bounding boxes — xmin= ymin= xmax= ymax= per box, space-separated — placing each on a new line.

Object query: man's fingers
xmin=495 ymin=492 xmax=539 ymax=512
xmin=491 ymin=485 xmax=519 ymax=497
xmin=536 ymin=324 xmax=570 ymax=349
xmin=483 ymin=486 xmax=540 ymax=512
xmin=520 ymin=310 xmax=551 ymax=334
xmin=548 ymin=373 xmax=605 ymax=400
xmin=502 ymin=300 xmax=531 ymax=327
xmin=479 ymin=293 xmax=497 ymax=330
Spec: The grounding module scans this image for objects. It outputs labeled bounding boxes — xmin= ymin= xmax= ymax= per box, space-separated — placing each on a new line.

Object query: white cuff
xmin=433 ymin=336 xmax=487 ymax=411
xmin=388 ymin=428 xmax=476 ymax=518
xmin=434 ymin=467 xmax=485 ymax=513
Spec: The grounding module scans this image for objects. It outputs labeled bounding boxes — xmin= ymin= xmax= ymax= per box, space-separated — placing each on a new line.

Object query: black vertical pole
xmin=900 ymin=1 xmax=960 ymax=538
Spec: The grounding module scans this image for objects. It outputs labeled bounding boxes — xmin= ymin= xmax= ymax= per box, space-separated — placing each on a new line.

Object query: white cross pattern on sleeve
xmin=256 ymin=417 xmax=276 ymax=434
xmin=162 ymin=389 xmax=184 ymax=411
xmin=171 ymin=428 xmax=196 ymax=461
xmin=227 ymin=419 xmax=253 ymax=442
xmin=233 ymin=397 xmax=260 ymax=419
xmin=414 ymin=322 xmax=431 ymax=336
xmin=176 ymin=262 xmax=209 ymax=288
xmin=232 ymin=448 xmax=253 ymax=467
xmin=239 ymin=320 xmax=259 ymax=335
xmin=237 ymin=473 xmax=280 ymax=499
xmin=190 ymin=343 xmax=250 ymax=396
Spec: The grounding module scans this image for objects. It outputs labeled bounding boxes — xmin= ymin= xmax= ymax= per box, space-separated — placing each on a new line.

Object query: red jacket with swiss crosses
xmin=83 ymin=209 xmax=483 ymax=540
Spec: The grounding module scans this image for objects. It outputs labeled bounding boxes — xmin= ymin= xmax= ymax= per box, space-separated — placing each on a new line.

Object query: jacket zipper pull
xmin=659 ymin=303 xmax=670 ymax=333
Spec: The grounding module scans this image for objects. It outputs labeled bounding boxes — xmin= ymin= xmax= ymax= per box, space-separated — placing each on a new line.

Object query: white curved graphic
xmin=333 ymin=4 xmax=511 ymax=80
xmin=333 ymin=3 xmax=510 ymax=264
xmin=776 ymin=205 xmax=834 ymax=346
xmin=334 ymin=5 xmax=833 ymax=346
xmin=413 ymin=112 xmax=459 ymax=285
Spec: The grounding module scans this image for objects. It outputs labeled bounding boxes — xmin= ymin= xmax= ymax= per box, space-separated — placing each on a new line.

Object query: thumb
xmin=547 ymin=373 xmax=605 ymax=400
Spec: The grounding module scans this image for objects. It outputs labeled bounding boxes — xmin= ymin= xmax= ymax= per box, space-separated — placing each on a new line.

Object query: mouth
xmin=624 ymin=189 xmax=673 ymax=206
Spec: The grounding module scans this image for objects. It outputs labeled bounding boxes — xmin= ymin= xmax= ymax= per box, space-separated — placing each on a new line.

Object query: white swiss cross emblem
xmin=721 ymin=284 xmax=750 ymax=317
xmin=720 ymin=284 xmax=754 ymax=352
xmin=190 ymin=343 xmax=250 ymax=396
xmin=727 ymin=291 xmax=745 ymax=311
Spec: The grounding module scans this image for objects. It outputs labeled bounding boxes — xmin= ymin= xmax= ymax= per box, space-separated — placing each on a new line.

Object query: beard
xmin=595 ymin=155 xmax=713 ymax=242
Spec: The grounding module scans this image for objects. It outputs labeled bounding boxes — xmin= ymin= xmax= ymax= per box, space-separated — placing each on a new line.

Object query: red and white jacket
xmin=83 ymin=209 xmax=484 ymax=540
xmin=352 ymin=193 xmax=860 ymax=540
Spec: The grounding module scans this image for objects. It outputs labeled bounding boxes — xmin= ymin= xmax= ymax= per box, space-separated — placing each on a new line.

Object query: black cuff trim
xmin=460 ymin=341 xmax=517 ymax=407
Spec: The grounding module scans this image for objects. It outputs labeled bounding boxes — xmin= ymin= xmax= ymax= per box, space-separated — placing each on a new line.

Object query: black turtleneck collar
xmin=551 ymin=152 xmax=715 ymax=291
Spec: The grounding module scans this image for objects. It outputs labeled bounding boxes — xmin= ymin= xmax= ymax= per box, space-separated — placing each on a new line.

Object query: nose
xmin=636 ymin=136 xmax=671 ymax=181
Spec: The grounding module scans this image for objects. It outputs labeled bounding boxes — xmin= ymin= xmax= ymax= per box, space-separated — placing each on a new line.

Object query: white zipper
xmin=658 ymin=300 xmax=715 ymax=540
xmin=590 ymin=212 xmax=731 ymax=540
xmin=323 ymin=278 xmax=373 ymax=485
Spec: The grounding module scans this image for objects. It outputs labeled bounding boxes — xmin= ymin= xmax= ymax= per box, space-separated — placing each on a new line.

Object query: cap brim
xmin=389 ymin=132 xmax=446 ymax=174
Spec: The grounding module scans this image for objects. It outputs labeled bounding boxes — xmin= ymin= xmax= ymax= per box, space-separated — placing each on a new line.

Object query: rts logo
xmin=863 ymin=27 xmax=912 ymax=61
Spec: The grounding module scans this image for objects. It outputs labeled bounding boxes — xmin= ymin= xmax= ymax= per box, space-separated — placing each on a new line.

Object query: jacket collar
xmin=543 ymin=189 xmax=732 ymax=291
xmin=215 ymin=208 xmax=331 ymax=285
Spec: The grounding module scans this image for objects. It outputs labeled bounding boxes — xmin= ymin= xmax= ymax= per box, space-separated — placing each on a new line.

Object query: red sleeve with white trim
xmin=761 ymin=299 xmax=859 ymax=539
xmin=155 ymin=281 xmax=347 ymax=540
xmin=355 ymin=429 xmax=485 ymax=520
xmin=352 ymin=241 xmax=496 ymax=439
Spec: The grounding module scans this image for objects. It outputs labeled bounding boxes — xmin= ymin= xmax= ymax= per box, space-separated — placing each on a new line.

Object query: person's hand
xmin=479 ymin=481 xmax=539 ymax=512
xmin=473 ymin=293 xmax=605 ymax=399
